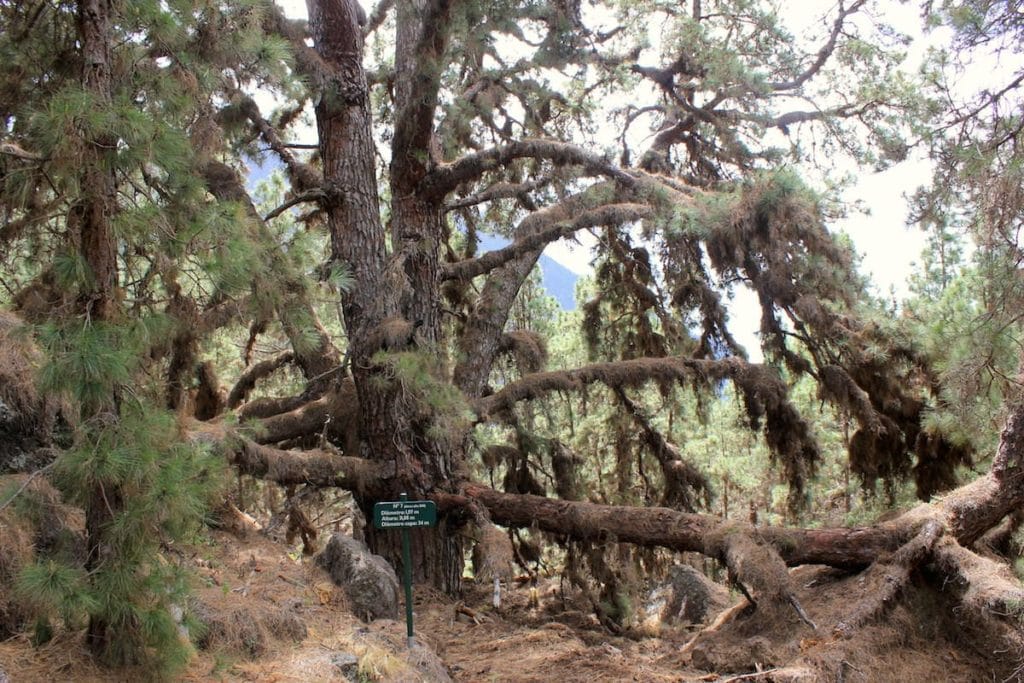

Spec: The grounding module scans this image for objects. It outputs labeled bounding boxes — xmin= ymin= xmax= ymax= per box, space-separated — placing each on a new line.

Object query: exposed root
xmin=932 ymin=537 xmax=1024 ymax=646
xmin=833 ymin=519 xmax=944 ymax=637
xmin=680 ymin=598 xmax=752 ymax=659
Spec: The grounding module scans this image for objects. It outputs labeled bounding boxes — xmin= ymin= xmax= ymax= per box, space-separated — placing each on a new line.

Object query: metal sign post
xmin=372 ymin=493 xmax=437 ymax=648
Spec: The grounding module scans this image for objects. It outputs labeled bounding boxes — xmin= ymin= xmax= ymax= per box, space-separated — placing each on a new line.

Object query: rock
xmin=331 ymin=652 xmax=360 ymax=681
xmin=643 ymin=564 xmax=730 ymax=627
xmin=317 ymin=533 xmax=400 ymax=622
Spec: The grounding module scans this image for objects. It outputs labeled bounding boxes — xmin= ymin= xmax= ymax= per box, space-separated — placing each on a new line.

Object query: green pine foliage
xmin=27 ymin=304 xmax=226 ymax=672
xmin=17 ymin=400 xmax=225 ymax=672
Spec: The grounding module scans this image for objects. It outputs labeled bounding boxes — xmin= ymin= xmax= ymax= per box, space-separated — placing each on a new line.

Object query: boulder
xmin=317 ymin=533 xmax=400 ymax=622
xmin=643 ymin=563 xmax=730 ymax=627
xmin=331 ymin=652 xmax=359 ymax=681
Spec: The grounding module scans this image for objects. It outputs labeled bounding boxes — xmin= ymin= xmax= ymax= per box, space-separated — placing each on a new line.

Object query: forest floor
xmin=0 ymin=527 xmax=1012 ymax=682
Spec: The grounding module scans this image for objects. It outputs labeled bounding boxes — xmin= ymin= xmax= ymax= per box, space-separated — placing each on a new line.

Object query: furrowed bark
xmin=309 ymin=0 xmax=464 ymax=592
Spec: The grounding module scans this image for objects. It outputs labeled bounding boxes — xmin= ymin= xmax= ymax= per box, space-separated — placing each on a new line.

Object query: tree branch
xmin=475 ymin=355 xmax=746 ymax=418
xmin=227 ymin=351 xmax=296 ymax=409
xmin=419 ymin=139 xmax=636 ymax=200
xmin=433 ymin=483 xmax=906 ymax=569
xmin=443 ymin=203 xmax=651 ymax=281
xmin=235 ymin=95 xmax=323 ymax=192
xmin=768 ymin=0 xmax=868 ymax=91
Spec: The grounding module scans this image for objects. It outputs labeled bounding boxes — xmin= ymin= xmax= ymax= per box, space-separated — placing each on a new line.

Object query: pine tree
xmin=1 ymin=0 xmax=1023 ymax=677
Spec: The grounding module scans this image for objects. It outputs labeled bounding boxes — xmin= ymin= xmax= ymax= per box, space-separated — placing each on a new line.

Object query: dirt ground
xmin=0 ymin=528 xmax=1018 ymax=682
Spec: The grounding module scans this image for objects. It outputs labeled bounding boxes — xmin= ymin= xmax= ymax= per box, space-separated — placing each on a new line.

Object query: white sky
xmin=272 ymin=0 xmax=964 ymax=359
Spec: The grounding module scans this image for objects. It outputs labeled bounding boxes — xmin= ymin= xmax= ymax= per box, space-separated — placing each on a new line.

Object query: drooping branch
xmin=476 ymin=354 xmax=828 ymax=503
xmin=614 ymin=387 xmax=710 ymax=511
xmin=433 ymin=483 xmax=906 ymax=569
xmin=477 ymin=356 xmax=753 ymax=418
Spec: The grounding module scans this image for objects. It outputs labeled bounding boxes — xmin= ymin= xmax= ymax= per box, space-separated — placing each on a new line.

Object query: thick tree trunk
xmin=307 ymin=0 xmax=464 ymax=591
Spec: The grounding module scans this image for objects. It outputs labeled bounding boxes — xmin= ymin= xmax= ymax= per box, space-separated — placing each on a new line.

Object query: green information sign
xmin=372 ymin=499 xmax=437 ymax=529
xmin=371 ymin=493 xmax=437 ymax=648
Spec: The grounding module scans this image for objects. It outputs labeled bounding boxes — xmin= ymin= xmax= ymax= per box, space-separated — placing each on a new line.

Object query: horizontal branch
xmin=475 ymin=355 xmax=748 ymax=418
xmin=443 ymin=203 xmax=651 ymax=281
xmin=227 ymin=351 xmax=296 ymax=409
xmin=187 ymin=421 xmax=384 ymax=491
xmin=435 ymin=484 xmax=908 ymax=569
xmin=229 ymin=438 xmax=382 ymax=489
xmin=419 ymin=139 xmax=636 ymax=200
xmin=445 ymin=177 xmax=553 ymax=211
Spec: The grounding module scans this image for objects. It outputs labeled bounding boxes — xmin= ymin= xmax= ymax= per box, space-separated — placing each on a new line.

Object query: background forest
xmin=2 ymin=0 xmax=1024 ymax=679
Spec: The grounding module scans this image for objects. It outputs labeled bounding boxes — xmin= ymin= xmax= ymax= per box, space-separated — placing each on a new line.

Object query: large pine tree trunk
xmin=307 ymin=0 xmax=464 ymax=592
